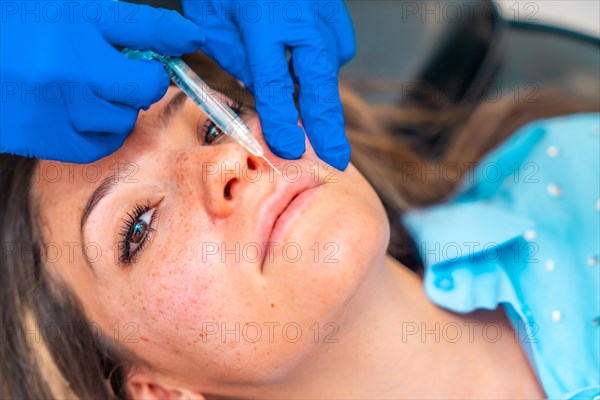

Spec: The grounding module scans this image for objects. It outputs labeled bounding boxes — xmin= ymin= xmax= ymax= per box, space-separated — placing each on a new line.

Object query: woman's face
xmin=34 ymin=87 xmax=389 ymax=392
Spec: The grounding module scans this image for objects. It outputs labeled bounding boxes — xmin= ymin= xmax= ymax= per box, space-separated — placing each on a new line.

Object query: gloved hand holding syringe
xmin=123 ymin=49 xmax=282 ymax=176
xmin=1 ymin=0 xmax=355 ymax=169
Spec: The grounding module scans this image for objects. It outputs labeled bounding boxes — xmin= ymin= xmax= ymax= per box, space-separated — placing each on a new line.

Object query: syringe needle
xmin=262 ymin=155 xmax=282 ymax=176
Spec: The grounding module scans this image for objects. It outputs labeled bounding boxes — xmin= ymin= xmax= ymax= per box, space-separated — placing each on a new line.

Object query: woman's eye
xmin=119 ymin=205 xmax=157 ymax=266
xmin=129 ymin=208 xmax=155 ymax=252
xmin=202 ymin=123 xmax=225 ymax=145
xmin=197 ymin=101 xmax=245 ymax=145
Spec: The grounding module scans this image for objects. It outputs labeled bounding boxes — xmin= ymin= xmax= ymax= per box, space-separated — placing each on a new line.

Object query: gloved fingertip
xmin=138 ymin=60 xmax=170 ymax=109
xmin=327 ymin=146 xmax=352 ymax=171
xmin=271 ymin=147 xmax=304 ymax=160
xmin=266 ymin=125 xmax=306 ymax=160
xmin=179 ymin=25 xmax=205 ymax=53
xmin=304 ymin=119 xmax=351 ymax=170
xmin=191 ymin=26 xmax=206 ymax=46
xmin=169 ymin=11 xmax=205 ymax=53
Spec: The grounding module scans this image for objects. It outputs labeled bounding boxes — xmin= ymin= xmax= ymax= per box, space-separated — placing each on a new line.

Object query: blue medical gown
xmin=403 ymin=113 xmax=600 ymax=399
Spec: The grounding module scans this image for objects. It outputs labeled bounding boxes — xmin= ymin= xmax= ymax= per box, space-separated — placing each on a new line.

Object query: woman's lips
xmin=267 ymin=185 xmax=320 ymax=244
xmin=257 ymin=175 xmax=323 ymax=271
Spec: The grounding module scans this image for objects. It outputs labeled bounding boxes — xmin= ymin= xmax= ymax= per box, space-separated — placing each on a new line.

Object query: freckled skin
xmin=34 ymin=88 xmax=389 ymax=391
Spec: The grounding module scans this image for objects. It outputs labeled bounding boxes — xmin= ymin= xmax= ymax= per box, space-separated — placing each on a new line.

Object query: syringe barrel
xmin=165 ymin=58 xmax=262 ymax=156
xmin=122 ymin=49 xmax=262 ymax=156
xmin=166 ymin=59 xmax=239 ymax=130
xmin=223 ymin=120 xmax=264 ymax=156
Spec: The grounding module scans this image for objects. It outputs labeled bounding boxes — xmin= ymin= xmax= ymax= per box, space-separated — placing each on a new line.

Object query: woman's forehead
xmin=32 ymin=89 xmax=181 ymax=229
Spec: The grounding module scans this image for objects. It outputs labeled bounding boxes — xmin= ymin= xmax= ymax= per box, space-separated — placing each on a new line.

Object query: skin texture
xmin=34 ymin=88 xmax=544 ymax=399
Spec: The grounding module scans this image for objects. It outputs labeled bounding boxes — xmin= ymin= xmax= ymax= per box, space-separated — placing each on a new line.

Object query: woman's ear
xmin=127 ymin=366 xmax=206 ymax=400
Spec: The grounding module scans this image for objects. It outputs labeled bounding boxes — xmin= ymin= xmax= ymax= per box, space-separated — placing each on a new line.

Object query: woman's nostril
xmin=247 ymin=157 xmax=257 ymax=171
xmin=224 ymin=178 xmax=237 ymax=200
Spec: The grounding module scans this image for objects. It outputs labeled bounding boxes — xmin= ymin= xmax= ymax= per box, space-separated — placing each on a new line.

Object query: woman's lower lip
xmin=261 ymin=186 xmax=321 ymax=269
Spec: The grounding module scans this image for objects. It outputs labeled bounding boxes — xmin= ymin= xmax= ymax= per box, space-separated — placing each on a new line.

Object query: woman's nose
xmin=184 ymin=142 xmax=262 ymax=219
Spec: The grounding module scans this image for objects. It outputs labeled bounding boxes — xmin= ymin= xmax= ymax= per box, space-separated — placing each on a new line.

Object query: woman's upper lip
xmin=257 ymin=173 xmax=323 ymax=260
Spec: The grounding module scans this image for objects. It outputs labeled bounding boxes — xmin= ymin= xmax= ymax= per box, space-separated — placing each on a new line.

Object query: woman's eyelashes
xmin=197 ymin=101 xmax=245 ymax=145
xmin=118 ymin=202 xmax=158 ymax=267
xmin=115 ymin=100 xmax=246 ymax=267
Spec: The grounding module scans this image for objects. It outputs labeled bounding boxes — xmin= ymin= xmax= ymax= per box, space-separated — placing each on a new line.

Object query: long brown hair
xmin=0 ymin=155 xmax=132 ymax=398
xmin=341 ymin=84 xmax=598 ymax=267
xmin=1 ymin=55 xmax=598 ymax=397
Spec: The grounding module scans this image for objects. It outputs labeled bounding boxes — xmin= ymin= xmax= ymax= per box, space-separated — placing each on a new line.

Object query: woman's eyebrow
xmin=160 ymin=90 xmax=188 ymax=126
xmin=79 ymin=91 xmax=186 ymax=233
xmin=77 ymin=173 xmax=118 ymax=271
xmin=79 ymin=167 xmax=135 ymax=245
xmin=77 ymin=91 xmax=189 ymax=268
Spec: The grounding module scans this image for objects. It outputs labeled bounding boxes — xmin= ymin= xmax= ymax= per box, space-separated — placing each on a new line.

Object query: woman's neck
xmin=247 ymin=255 xmax=544 ymax=399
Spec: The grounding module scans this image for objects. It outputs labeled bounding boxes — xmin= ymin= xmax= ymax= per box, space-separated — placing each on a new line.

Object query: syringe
xmin=122 ymin=49 xmax=281 ymax=176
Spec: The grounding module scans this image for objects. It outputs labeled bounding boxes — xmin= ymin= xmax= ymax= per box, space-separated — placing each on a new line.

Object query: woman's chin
xmin=263 ymin=177 xmax=390 ymax=318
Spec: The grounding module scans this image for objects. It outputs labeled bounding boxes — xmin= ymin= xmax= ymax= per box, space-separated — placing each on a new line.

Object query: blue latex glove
xmin=182 ymin=0 xmax=356 ymax=170
xmin=0 ymin=1 xmax=204 ymax=163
